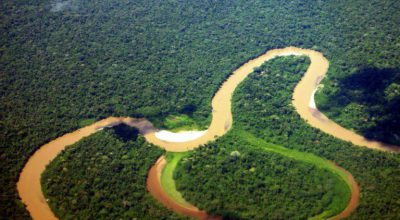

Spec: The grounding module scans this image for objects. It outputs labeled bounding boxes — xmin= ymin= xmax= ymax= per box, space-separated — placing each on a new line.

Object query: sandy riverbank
xmin=19 ymin=46 xmax=400 ymax=220
xmin=155 ymin=130 xmax=207 ymax=143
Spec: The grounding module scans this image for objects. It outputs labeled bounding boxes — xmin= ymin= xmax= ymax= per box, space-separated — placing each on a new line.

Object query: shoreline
xmin=18 ymin=46 xmax=400 ymax=220
xmin=155 ymin=130 xmax=207 ymax=143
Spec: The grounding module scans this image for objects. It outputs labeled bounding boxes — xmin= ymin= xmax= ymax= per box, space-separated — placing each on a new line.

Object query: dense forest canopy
xmin=42 ymin=126 xmax=185 ymax=219
xmin=1 ymin=0 xmax=400 ymax=218
xmin=173 ymin=56 xmax=400 ymax=219
xmin=316 ymin=67 xmax=400 ymax=145
xmin=232 ymin=56 xmax=400 ymax=219
xmin=174 ymin=132 xmax=350 ymax=219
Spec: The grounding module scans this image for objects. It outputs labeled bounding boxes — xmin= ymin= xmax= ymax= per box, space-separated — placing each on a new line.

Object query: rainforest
xmin=1 ymin=0 xmax=400 ymax=219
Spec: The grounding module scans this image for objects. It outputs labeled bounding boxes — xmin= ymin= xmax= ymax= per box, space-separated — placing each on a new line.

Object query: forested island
xmin=1 ymin=0 xmax=400 ymax=219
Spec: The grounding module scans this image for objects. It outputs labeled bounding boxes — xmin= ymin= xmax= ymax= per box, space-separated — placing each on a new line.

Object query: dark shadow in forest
xmin=181 ymin=104 xmax=197 ymax=115
xmin=333 ymin=67 xmax=400 ymax=145
xmin=107 ymin=124 xmax=139 ymax=142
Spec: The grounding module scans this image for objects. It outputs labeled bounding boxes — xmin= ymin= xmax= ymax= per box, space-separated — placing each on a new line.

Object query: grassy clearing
xmin=161 ymin=152 xmax=193 ymax=207
xmin=163 ymin=114 xmax=201 ymax=132
xmin=236 ymin=129 xmax=351 ymax=219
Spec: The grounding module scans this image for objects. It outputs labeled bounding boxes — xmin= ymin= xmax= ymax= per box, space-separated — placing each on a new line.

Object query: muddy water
xmin=291 ymin=48 xmax=400 ymax=153
xmin=146 ymin=156 xmax=211 ymax=219
xmin=19 ymin=47 xmax=398 ymax=220
xmin=17 ymin=117 xmax=129 ymax=220
xmin=329 ymin=161 xmax=360 ymax=220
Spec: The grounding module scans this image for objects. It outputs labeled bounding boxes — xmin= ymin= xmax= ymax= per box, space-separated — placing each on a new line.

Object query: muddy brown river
xmin=17 ymin=47 xmax=398 ymax=220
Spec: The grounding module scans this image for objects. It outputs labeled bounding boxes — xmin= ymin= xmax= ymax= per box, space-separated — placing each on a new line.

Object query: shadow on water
xmin=332 ymin=67 xmax=400 ymax=145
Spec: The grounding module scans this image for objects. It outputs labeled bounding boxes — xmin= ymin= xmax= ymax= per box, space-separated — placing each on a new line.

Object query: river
xmin=18 ymin=47 xmax=399 ymax=220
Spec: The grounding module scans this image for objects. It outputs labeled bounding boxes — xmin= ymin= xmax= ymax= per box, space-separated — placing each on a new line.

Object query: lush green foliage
xmin=41 ymin=126 xmax=184 ymax=220
xmin=161 ymin=153 xmax=192 ymax=207
xmin=174 ymin=130 xmax=350 ymax=219
xmin=175 ymin=56 xmax=400 ymax=219
xmin=162 ymin=114 xmax=204 ymax=132
xmin=1 ymin=0 xmax=400 ymax=218
xmin=173 ymin=57 xmax=349 ymax=219
xmin=231 ymin=57 xmax=400 ymax=219
xmin=316 ymin=67 xmax=400 ymax=145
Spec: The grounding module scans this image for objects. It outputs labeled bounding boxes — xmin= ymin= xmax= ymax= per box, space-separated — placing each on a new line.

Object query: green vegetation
xmin=172 ymin=57 xmax=350 ymax=219
xmin=162 ymin=114 xmax=203 ymax=132
xmin=233 ymin=57 xmax=400 ymax=219
xmin=1 ymin=0 xmax=400 ymax=218
xmin=161 ymin=153 xmax=192 ymax=207
xmin=237 ymin=130 xmax=350 ymax=219
xmin=175 ymin=130 xmax=350 ymax=219
xmin=78 ymin=118 xmax=96 ymax=127
xmin=41 ymin=126 xmax=185 ymax=220
xmin=316 ymin=67 xmax=400 ymax=145
xmin=174 ymin=56 xmax=400 ymax=219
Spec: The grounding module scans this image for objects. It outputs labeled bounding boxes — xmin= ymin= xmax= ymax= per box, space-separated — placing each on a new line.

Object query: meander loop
xmin=18 ymin=47 xmax=399 ymax=220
